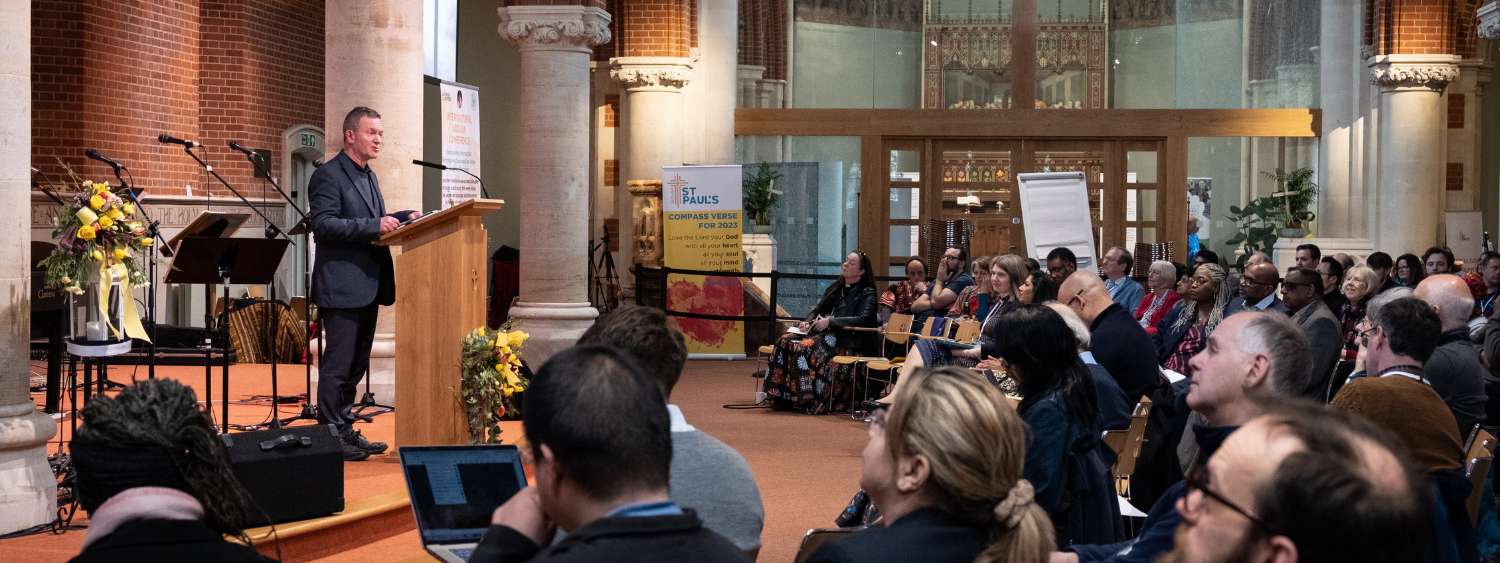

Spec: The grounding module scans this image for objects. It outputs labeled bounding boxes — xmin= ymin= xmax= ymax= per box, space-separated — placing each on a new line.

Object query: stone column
xmin=1318 ymin=0 xmax=1357 ymax=237
xmin=322 ymin=0 xmax=425 ymax=404
xmin=0 ymin=1 xmax=57 ymax=535
xmin=1369 ymin=54 xmax=1460 ymax=255
xmin=610 ymin=56 xmax=692 ymax=281
xmin=499 ymin=5 xmax=609 ymax=364
xmin=1481 ymin=2 xmax=1500 ymax=40
xmin=700 ymin=0 xmax=738 ymax=165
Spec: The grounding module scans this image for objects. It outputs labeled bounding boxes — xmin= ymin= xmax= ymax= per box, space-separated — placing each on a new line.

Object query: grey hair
xmin=1420 ymin=282 xmax=1475 ymax=331
xmin=1366 ymin=286 xmax=1412 ymax=323
xmin=1172 ymin=263 xmax=1234 ymax=334
xmin=1045 ymin=302 xmax=1091 ymax=352
xmin=1343 ymin=265 xmax=1381 ymax=297
xmin=1239 ymin=313 xmax=1317 ymax=399
xmin=1149 ymin=260 xmax=1177 ymax=283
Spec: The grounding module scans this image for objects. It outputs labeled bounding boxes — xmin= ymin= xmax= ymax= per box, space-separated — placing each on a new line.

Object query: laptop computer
xmin=400 ymin=445 xmax=529 ymax=563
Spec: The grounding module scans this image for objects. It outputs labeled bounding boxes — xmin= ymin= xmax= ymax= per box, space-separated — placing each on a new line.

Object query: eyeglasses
xmin=1240 ymin=277 xmax=1278 ymax=288
xmin=868 ymin=403 xmax=890 ymax=430
xmin=1065 ymin=289 xmax=1085 ymax=308
xmin=1357 ymin=324 xmax=1381 ymax=344
xmin=1281 ymin=281 xmax=1311 ymax=291
xmin=1183 ymin=464 xmax=1283 ymax=536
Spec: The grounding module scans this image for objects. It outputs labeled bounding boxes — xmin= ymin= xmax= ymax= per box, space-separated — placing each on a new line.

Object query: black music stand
xmin=167 ymin=236 xmax=289 ymax=433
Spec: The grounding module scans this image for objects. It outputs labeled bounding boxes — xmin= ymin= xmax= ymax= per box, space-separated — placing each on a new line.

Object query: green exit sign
xmin=300 ymin=133 xmax=316 ymax=148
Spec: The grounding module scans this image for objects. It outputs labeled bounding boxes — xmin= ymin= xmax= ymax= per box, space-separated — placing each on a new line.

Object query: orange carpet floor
xmin=2 ymin=359 xmax=869 ymax=562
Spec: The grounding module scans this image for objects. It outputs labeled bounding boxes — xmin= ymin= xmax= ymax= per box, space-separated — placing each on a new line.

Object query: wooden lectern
xmin=377 ymin=198 xmax=505 ymax=447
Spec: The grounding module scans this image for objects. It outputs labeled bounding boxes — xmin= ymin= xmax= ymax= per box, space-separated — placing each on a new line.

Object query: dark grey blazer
xmin=1293 ymin=300 xmax=1343 ymax=398
xmin=308 ymin=151 xmax=394 ymax=309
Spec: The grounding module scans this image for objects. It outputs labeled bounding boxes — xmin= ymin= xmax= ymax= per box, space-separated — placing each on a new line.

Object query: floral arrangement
xmin=38 ymin=178 xmax=153 ymax=295
xmin=459 ymin=324 xmax=530 ymax=444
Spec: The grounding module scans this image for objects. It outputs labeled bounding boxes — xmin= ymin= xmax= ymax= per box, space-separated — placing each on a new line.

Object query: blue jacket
xmin=1022 ymin=390 xmax=1124 ymax=547
xmin=1152 ymin=302 xmax=1192 ymax=366
xmin=1068 ymin=424 xmax=1237 ymax=563
xmin=308 ymin=151 xmax=394 ymax=309
xmin=1108 ymin=277 xmax=1146 ymax=313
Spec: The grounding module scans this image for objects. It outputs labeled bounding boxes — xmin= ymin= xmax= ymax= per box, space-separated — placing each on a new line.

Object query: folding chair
xmin=1111 ymin=396 xmax=1154 ymax=500
xmin=835 ymin=314 xmax=914 ymax=417
xmin=1465 ymin=428 xmax=1496 ymax=527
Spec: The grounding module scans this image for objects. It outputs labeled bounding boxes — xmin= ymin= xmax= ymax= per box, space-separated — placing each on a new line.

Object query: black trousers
xmin=317 ymin=304 xmax=378 ymax=433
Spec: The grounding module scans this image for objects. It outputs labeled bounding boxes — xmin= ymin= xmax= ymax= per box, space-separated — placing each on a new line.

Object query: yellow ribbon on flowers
xmin=96 ymin=260 xmax=152 ymax=343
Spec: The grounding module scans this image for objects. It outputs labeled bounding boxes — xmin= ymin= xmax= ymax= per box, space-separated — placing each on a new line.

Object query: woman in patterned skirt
xmin=764 ymin=251 xmax=878 ymax=413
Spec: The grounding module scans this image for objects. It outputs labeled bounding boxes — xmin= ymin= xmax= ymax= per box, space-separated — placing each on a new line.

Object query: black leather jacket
xmin=809 ymin=282 xmax=878 ymax=352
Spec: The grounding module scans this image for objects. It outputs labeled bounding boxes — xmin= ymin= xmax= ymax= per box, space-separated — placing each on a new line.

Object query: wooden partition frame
xmin=740 ymin=108 xmax=1320 ymax=269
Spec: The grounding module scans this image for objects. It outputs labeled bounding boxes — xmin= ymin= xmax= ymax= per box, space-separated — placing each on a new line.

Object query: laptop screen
xmin=400 ymin=445 xmax=528 ymax=544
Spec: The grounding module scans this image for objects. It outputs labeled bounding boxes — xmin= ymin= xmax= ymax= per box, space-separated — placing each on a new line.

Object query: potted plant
xmin=1224 ymin=167 xmax=1318 ymax=257
xmin=743 ymin=163 xmax=782 ymax=234
xmin=1270 ymin=167 xmax=1318 ymax=237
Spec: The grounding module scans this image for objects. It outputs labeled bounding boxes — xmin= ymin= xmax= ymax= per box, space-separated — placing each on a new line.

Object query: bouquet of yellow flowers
xmin=38 ymin=174 xmax=155 ymax=342
xmin=459 ymin=325 xmax=531 ymax=444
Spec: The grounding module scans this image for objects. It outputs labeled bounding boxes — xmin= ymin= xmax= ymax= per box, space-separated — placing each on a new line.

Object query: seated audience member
xmin=474 ymin=346 xmax=748 ymax=563
xmin=878 ymin=256 xmax=927 ymax=323
xmin=69 ymin=379 xmax=272 ymax=562
xmin=1056 ymin=311 xmax=1316 ymax=563
xmin=1294 ymin=243 xmax=1321 ymax=270
xmin=1047 ymin=303 xmax=1131 ymax=434
xmin=1281 ymin=267 xmax=1343 ymax=396
xmin=578 ymin=306 xmax=764 ymax=555
xmin=809 ymin=367 xmax=1055 ymax=563
xmin=1320 ymin=255 xmax=1349 ymax=313
xmin=1026 ymin=269 xmax=1059 ymax=304
xmin=1026 ymin=257 xmax=1043 ymax=275
xmin=1155 ymin=263 xmax=1234 ymax=379
xmin=994 ymin=306 xmax=1122 ymax=546
xmin=1412 ymin=276 xmax=1489 ymax=437
xmin=1368 ymin=251 xmax=1399 ymax=294
xmin=1332 ymin=304 xmax=1475 ymax=563
xmin=1474 ymin=251 xmax=1500 ymax=321
xmin=1058 ymin=271 xmax=1161 ymax=405
xmin=1047 ymin=247 xmax=1079 ymax=286
xmin=1335 ymin=264 xmax=1380 ymax=370
xmin=1193 ymin=249 xmax=1221 ymax=268
xmin=891 ymin=254 xmax=1027 ymax=393
xmin=910 ymin=246 xmax=972 ymax=324
xmin=763 ymin=251 xmax=877 ymax=413
xmin=1134 ymin=260 xmax=1181 ymax=336
xmin=1159 ymin=400 xmax=1428 ymax=563
xmin=1333 ymin=252 xmax=1357 ymax=271
xmin=1225 ymin=260 xmax=1287 ymax=316
xmin=1102 ymin=247 xmax=1145 ymax=312
xmin=951 ymin=255 xmax=996 ymax=319
xmin=1426 ymin=246 xmax=1458 ymax=276
xmin=1394 ymin=253 xmax=1426 ymax=289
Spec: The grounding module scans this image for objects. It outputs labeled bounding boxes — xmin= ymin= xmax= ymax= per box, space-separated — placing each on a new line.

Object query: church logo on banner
xmin=662 ymin=165 xmax=745 ymax=357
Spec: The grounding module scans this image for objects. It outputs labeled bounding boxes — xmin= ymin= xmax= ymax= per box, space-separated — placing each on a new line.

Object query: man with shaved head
xmin=1225 ymin=261 xmax=1288 ymax=316
xmin=1060 ymin=270 xmax=1159 ymax=402
xmin=1413 ymin=275 xmax=1488 ymax=436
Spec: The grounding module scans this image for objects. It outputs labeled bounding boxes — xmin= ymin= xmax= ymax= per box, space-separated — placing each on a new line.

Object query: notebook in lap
xmin=400 ymin=445 xmax=529 ymax=563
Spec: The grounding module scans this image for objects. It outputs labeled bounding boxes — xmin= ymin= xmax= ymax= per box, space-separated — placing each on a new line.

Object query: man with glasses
xmin=909 ymin=247 xmax=970 ymax=325
xmin=1280 ymin=267 xmax=1341 ymax=396
xmin=1053 ymin=311 xmax=1318 ymax=563
xmin=1160 ymin=400 xmax=1427 ymax=563
xmin=1102 ymin=246 xmax=1145 ymax=312
xmin=1225 ymin=261 xmax=1288 ymax=316
xmin=1048 ymin=246 xmax=1079 ymax=285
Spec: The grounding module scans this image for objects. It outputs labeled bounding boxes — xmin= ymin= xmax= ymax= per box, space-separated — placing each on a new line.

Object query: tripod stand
xmin=589 ymin=229 xmax=621 ymax=313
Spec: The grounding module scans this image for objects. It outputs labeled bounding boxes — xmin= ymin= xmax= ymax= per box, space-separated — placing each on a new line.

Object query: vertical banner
xmin=439 ymin=81 xmax=481 ymax=208
xmin=662 ymin=165 xmax=746 ymax=356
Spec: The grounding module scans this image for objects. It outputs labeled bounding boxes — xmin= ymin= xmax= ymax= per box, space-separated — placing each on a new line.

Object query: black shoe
xmin=346 ymin=429 xmax=388 ymax=454
xmin=341 ymin=441 xmax=371 ymax=461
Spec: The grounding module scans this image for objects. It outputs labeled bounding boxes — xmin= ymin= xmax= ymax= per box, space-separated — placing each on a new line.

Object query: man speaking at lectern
xmin=309 ymin=106 xmax=421 ymax=461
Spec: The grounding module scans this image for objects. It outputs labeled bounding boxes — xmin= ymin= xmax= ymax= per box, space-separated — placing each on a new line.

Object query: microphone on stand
xmin=157 ymin=133 xmax=200 ymax=149
xmin=85 ymin=148 xmax=126 ymax=172
xmin=412 ymin=159 xmax=491 ymax=199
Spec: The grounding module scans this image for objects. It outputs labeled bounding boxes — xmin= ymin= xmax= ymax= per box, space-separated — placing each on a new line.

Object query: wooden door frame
xmin=748 ymin=108 xmax=1320 ymax=274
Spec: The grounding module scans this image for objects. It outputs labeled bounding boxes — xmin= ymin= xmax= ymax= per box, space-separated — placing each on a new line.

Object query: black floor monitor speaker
xmin=221 ymin=424 xmax=345 ymax=526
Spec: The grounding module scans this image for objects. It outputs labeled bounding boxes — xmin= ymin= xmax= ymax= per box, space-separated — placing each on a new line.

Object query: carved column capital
xmin=1368 ymin=54 xmax=1461 ymax=91
xmin=609 ymin=56 xmax=693 ymax=92
xmin=1479 ymin=2 xmax=1500 ymax=40
xmin=497 ymin=5 xmax=611 ymax=53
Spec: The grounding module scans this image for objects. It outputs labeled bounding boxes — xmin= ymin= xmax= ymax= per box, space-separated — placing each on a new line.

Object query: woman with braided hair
xmin=69 ymin=379 xmax=272 ymax=562
xmin=1153 ymin=262 xmax=1235 ymax=378
xmin=808 ymin=366 xmax=1054 ymax=563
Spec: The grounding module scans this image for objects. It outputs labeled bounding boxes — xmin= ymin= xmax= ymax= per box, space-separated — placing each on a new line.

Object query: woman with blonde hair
xmin=809 ymin=366 xmax=1054 ymax=563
